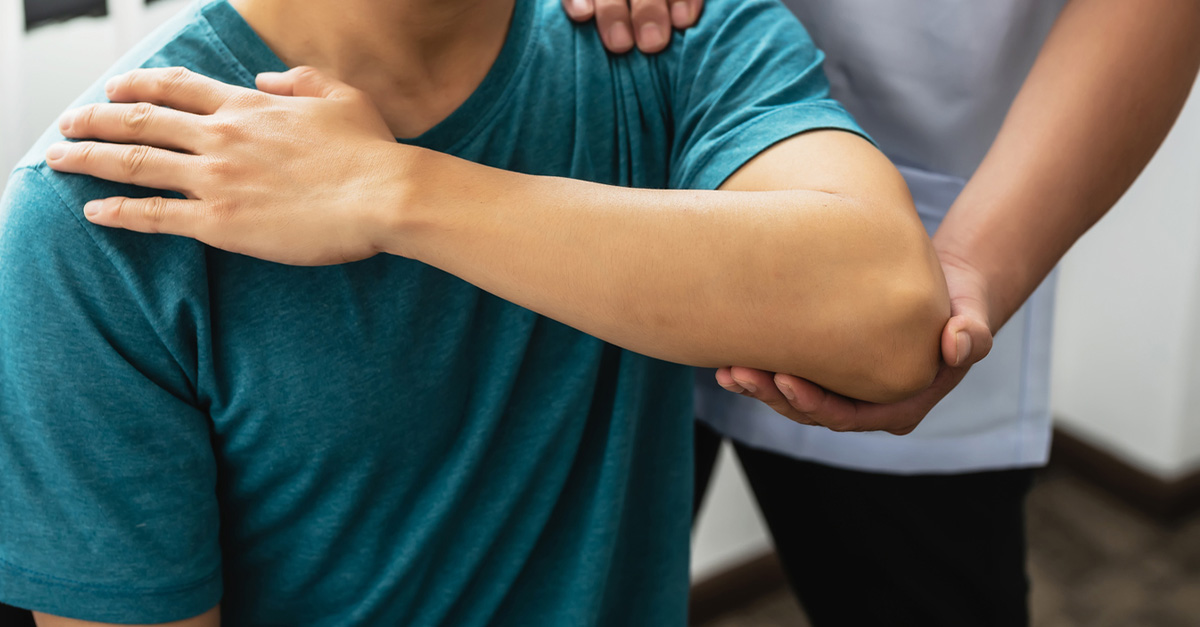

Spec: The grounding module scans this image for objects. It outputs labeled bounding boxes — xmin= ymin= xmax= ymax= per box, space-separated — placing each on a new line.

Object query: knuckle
xmin=123 ymin=102 xmax=155 ymax=133
xmin=108 ymin=197 xmax=128 ymax=222
xmin=76 ymin=141 xmax=97 ymax=165
xmin=122 ymin=144 xmax=151 ymax=178
xmin=201 ymin=156 xmax=232 ymax=180
xmin=227 ymin=88 xmax=268 ymax=110
xmin=207 ymin=117 xmax=241 ymax=141
xmin=76 ymin=104 xmax=100 ymax=131
xmin=142 ymin=196 xmax=168 ymax=230
xmin=157 ymin=67 xmax=192 ymax=98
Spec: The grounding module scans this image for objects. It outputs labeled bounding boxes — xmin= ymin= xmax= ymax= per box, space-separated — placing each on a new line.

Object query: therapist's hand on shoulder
xmin=561 ymin=0 xmax=703 ymax=54
xmin=720 ymin=251 xmax=994 ymax=436
xmin=47 ymin=67 xmax=402 ymax=266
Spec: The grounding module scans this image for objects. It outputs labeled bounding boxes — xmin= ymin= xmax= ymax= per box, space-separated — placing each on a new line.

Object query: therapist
xmin=564 ymin=0 xmax=1200 ymax=625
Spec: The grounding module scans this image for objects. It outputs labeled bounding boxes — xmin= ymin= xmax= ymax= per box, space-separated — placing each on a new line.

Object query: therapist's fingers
xmin=45 ymin=141 xmax=199 ymax=194
xmin=717 ymin=367 xmax=817 ymax=426
xmin=58 ymin=102 xmax=205 ymax=154
xmin=561 ymin=0 xmax=596 ymax=21
xmin=630 ymin=0 xmax=671 ymax=53
xmin=103 ymin=67 xmax=248 ymax=115
xmin=668 ymin=0 xmax=702 ymax=28
xmin=772 ymin=364 xmax=967 ymax=436
xmin=594 ymin=0 xmax=635 ymax=53
xmin=82 ymin=196 xmax=207 ymax=238
xmin=768 ymin=374 xmax=864 ymax=430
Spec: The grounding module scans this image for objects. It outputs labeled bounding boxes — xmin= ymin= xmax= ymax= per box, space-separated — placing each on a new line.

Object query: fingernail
xmin=105 ymin=75 xmax=120 ymax=96
xmin=732 ymin=377 xmax=757 ymax=394
xmin=45 ymin=143 xmax=67 ymax=161
xmin=671 ymin=1 xmax=690 ymax=26
xmin=84 ymin=200 xmax=102 ymax=218
xmin=955 ymin=331 xmax=971 ymax=366
xmin=639 ymin=22 xmax=664 ymax=49
xmin=609 ymin=21 xmax=633 ymax=50
xmin=58 ymin=111 xmax=75 ymax=133
xmin=569 ymin=0 xmax=589 ymax=15
xmin=778 ymin=381 xmax=795 ymax=401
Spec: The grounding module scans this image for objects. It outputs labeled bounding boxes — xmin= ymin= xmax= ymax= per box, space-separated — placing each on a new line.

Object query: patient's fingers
xmin=630 ymin=0 xmax=671 ymax=53
xmin=82 ymin=196 xmax=206 ymax=239
xmin=104 ymin=67 xmax=252 ymax=115
xmin=45 ymin=141 xmax=199 ymax=194
xmin=594 ymin=0 xmax=635 ymax=53
xmin=561 ymin=0 xmax=595 ymax=21
xmin=58 ymin=103 xmax=204 ymax=154
xmin=255 ymin=66 xmax=363 ymax=101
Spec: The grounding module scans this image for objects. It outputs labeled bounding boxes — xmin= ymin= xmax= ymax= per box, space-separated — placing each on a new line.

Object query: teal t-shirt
xmin=0 ymin=0 xmax=864 ymax=624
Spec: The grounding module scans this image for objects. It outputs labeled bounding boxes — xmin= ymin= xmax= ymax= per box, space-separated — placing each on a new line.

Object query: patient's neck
xmin=231 ymin=0 xmax=517 ymax=137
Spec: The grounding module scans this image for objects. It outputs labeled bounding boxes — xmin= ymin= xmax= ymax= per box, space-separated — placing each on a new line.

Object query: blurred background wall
xmin=2 ymin=0 xmax=1199 ymax=588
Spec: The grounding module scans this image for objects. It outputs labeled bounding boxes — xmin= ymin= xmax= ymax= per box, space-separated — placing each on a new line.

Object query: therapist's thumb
xmin=942 ymin=313 xmax=993 ymax=368
xmin=256 ymin=66 xmax=357 ymax=100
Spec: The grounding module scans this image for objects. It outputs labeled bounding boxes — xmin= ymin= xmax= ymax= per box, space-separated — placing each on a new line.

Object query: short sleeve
xmin=0 ymin=167 xmax=222 ymax=623
xmin=667 ymin=0 xmax=871 ymax=190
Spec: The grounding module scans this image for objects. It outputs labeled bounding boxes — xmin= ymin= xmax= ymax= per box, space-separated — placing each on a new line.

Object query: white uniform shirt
xmin=697 ymin=0 xmax=1069 ymax=473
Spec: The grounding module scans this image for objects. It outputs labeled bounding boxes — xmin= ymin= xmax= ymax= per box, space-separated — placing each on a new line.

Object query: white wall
xmin=0 ymin=0 xmax=190 ymax=190
xmin=691 ymin=444 xmax=774 ymax=581
xmin=1052 ymin=74 xmax=1200 ymax=480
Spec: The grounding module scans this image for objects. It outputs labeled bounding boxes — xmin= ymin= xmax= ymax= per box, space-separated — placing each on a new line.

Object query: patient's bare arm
xmin=47 ymin=67 xmax=947 ymax=404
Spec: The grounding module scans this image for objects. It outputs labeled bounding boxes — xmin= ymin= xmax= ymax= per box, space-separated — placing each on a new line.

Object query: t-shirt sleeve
xmin=666 ymin=0 xmax=871 ymax=191
xmin=0 ymin=167 xmax=222 ymax=623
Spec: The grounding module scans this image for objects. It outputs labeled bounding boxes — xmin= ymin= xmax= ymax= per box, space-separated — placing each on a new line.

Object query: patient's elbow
xmin=854 ymin=265 xmax=950 ymax=404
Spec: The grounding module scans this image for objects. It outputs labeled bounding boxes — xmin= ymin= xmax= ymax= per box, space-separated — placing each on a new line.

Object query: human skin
xmin=568 ymin=0 xmax=1200 ymax=434
xmin=44 ymin=0 xmax=949 ymax=410
xmin=33 ymin=607 xmax=219 ymax=627
xmin=696 ymin=0 xmax=1200 ymax=435
xmin=561 ymin=0 xmax=704 ymax=53
xmin=29 ymin=1 xmax=947 ymax=622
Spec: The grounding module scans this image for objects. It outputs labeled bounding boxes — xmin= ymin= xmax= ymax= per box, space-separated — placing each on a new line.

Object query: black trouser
xmin=695 ymin=421 xmax=1035 ymax=627
xmin=0 ymin=602 xmax=35 ymax=627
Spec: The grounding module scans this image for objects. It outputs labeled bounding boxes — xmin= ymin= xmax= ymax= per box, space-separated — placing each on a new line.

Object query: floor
xmin=698 ymin=465 xmax=1200 ymax=627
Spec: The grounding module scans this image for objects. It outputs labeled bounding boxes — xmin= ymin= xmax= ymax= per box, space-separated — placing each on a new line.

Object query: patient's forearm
xmin=382 ymin=141 xmax=949 ymax=403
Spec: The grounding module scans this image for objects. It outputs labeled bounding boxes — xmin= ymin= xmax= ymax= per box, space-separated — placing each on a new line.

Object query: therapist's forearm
xmin=33 ymin=606 xmax=220 ymax=627
xmin=380 ymin=142 xmax=948 ymax=403
xmin=935 ymin=0 xmax=1200 ymax=332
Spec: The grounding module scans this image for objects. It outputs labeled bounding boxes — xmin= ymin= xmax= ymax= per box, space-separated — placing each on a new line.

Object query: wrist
xmin=364 ymin=141 xmax=433 ymax=260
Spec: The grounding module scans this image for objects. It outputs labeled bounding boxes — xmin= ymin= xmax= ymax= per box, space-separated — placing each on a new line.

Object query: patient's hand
xmin=561 ymin=0 xmax=704 ymax=54
xmin=719 ymin=251 xmax=995 ymax=436
xmin=46 ymin=67 xmax=402 ymax=266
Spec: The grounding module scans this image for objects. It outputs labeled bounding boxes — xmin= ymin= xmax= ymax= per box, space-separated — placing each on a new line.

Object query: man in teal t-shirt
xmin=0 ymin=0 xmax=945 ymax=624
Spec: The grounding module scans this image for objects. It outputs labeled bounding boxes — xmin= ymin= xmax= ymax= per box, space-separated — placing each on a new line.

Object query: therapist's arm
xmin=34 ymin=606 xmax=220 ymax=627
xmin=46 ymin=67 xmax=947 ymax=404
xmin=722 ymin=0 xmax=1200 ymax=432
